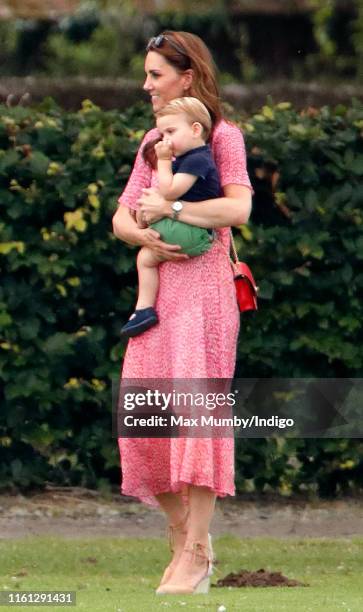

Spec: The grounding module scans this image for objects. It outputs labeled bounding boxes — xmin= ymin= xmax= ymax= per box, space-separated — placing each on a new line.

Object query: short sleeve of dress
xmin=211 ymin=121 xmax=254 ymax=194
xmin=117 ymin=128 xmax=159 ymax=211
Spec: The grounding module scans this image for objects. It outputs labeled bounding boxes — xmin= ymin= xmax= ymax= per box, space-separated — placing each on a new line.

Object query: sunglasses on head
xmin=146 ymin=34 xmax=188 ymax=57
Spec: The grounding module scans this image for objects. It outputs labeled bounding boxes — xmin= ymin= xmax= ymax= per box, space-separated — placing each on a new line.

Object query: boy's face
xmin=156 ymin=113 xmax=203 ymax=157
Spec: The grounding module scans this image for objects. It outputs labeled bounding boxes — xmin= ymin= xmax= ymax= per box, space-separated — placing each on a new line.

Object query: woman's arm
xmin=112 ymin=205 xmax=148 ymax=245
xmin=179 ymin=184 xmax=252 ymax=227
xmin=112 ymin=205 xmax=189 ymax=260
xmin=138 ymin=184 xmax=252 ymax=228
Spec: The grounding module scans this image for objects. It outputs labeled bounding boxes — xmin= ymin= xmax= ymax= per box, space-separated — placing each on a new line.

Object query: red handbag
xmin=230 ymin=231 xmax=258 ymax=312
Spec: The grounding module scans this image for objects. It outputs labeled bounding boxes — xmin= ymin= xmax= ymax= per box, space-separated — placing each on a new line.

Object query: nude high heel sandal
xmin=156 ymin=540 xmax=214 ymax=595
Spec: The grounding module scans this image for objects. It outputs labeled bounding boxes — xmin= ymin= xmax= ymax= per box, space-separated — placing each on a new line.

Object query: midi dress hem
xmin=120 ymin=480 xmax=235 ymax=508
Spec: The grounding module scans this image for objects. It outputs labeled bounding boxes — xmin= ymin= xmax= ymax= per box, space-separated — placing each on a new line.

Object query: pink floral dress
xmin=117 ymin=120 xmax=252 ymax=506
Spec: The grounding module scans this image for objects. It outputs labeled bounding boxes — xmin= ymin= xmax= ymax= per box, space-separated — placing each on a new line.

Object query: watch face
xmin=173 ymin=201 xmax=183 ymax=212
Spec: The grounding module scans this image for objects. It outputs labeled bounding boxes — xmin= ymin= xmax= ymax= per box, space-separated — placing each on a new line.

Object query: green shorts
xmin=151 ymin=218 xmax=213 ymax=257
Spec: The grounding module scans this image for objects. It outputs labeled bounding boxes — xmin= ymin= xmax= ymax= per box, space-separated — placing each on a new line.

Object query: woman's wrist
xmin=137 ymin=226 xmax=152 ymax=246
xmin=137 ymin=188 xmax=175 ymax=224
xmin=163 ymin=198 xmax=173 ymax=218
xmin=122 ymin=226 xmax=148 ymax=247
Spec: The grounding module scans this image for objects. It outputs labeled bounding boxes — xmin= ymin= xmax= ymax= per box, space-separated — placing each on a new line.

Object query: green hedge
xmin=239 ymin=99 xmax=363 ymax=377
xmin=0 ymin=99 xmax=152 ymax=491
xmin=1 ymin=98 xmax=362 ymax=496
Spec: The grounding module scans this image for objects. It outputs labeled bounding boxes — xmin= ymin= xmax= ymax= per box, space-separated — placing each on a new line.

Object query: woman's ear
xmin=182 ymin=69 xmax=193 ymax=93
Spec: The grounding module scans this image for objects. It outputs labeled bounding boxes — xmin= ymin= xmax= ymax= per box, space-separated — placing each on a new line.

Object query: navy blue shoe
xmin=120 ymin=307 xmax=158 ymax=338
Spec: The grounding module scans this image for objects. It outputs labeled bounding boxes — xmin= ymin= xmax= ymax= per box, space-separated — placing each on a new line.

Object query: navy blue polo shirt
xmin=172 ymin=145 xmax=221 ymax=201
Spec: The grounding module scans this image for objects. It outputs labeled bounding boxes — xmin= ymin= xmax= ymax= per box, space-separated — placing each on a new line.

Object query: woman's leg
xmin=156 ymin=491 xmax=188 ymax=526
xmin=157 ymin=485 xmax=216 ymax=590
xmin=155 ymin=491 xmax=189 ymax=586
xmin=185 ymin=485 xmax=216 ymax=547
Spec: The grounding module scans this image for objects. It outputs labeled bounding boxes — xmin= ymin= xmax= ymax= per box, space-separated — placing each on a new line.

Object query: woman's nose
xmin=143 ymin=76 xmax=152 ymax=91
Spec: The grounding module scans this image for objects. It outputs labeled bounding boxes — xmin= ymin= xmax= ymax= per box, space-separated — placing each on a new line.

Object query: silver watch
xmin=171 ymin=200 xmax=183 ymax=220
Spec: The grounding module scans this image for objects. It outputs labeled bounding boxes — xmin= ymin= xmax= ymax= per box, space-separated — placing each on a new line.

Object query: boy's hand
xmin=155 ymin=139 xmax=173 ymax=160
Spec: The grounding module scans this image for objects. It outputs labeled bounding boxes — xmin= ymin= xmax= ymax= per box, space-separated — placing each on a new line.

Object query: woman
xmin=112 ymin=31 xmax=252 ymax=595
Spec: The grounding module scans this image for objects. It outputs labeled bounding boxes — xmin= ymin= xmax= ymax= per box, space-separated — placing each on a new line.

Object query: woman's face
xmin=143 ymin=51 xmax=192 ymax=113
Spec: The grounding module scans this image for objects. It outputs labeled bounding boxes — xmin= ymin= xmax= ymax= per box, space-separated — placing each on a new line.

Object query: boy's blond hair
xmin=155 ymin=97 xmax=212 ymax=140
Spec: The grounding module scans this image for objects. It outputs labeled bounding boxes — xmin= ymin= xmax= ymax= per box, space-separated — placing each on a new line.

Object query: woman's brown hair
xmin=142 ymin=31 xmax=223 ymax=168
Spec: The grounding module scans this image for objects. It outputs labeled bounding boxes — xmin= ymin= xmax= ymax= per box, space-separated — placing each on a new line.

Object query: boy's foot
xmin=120 ymin=307 xmax=158 ymax=338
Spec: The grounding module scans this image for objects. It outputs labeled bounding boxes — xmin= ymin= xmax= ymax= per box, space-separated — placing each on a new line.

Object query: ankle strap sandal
xmin=167 ymin=512 xmax=189 ymax=553
xmin=156 ymin=541 xmax=214 ymax=595
xmin=183 ymin=541 xmax=214 ymax=577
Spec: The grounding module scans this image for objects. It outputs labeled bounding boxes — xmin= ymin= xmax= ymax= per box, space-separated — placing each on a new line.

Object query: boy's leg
xmin=120 ymin=247 xmax=164 ymax=338
xmin=136 ymin=247 xmax=164 ymax=309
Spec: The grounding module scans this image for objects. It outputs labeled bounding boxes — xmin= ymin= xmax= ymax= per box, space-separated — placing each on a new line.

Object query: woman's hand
xmin=140 ymin=227 xmax=189 ymax=261
xmin=137 ymin=187 xmax=171 ymax=224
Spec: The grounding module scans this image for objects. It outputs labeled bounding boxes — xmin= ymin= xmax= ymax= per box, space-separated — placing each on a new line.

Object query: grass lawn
xmin=0 ymin=536 xmax=362 ymax=611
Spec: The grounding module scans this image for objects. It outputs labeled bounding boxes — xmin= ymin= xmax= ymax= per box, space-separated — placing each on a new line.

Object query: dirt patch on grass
xmin=214 ymin=568 xmax=308 ymax=588
xmin=0 ymin=487 xmax=363 ymax=540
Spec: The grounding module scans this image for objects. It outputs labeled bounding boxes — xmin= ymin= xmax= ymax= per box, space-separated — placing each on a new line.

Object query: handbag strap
xmin=229 ymin=229 xmax=239 ymax=264
xmin=216 ymin=229 xmax=258 ymax=293
xmin=215 ymin=229 xmax=239 ymax=265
